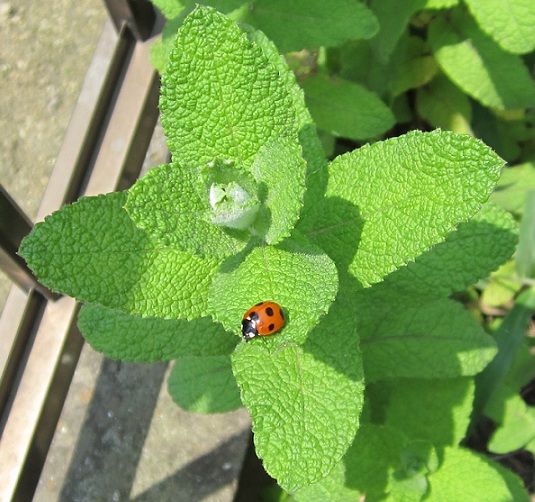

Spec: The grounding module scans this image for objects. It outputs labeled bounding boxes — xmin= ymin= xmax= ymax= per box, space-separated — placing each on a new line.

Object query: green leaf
xmin=382 ymin=378 xmax=474 ymax=446
xmin=232 ymin=299 xmax=364 ymax=492
xmin=193 ymin=0 xmax=247 ymax=13
xmin=245 ymin=28 xmax=327 ymax=206
xmin=295 ymin=424 xmax=407 ymax=500
xmin=488 ymin=392 xmax=535 ymax=453
xmin=151 ymin=0 xmax=184 ymax=18
xmin=78 ymin=303 xmax=237 ymax=361
xmin=516 ymin=191 xmax=535 ymax=278
xmin=417 ymin=75 xmax=472 ymax=134
xmin=296 ymin=424 xmax=440 ymax=501
xmin=302 ymin=75 xmax=395 ymax=141
xmin=474 ymin=287 xmax=535 ymax=418
xmin=126 ymin=163 xmax=248 ymax=259
xmin=360 ymin=204 xmax=517 ymax=300
xmin=150 ymin=38 xmax=168 ymax=74
xmin=243 ymin=0 xmax=379 ymax=53
xmin=471 ymin=104 xmax=523 ymax=163
xmin=307 ymin=130 xmax=504 ymax=287
xmin=424 ymin=0 xmax=458 ymax=8
xmin=293 ymin=463 xmax=362 ymax=502
xmin=429 ymin=12 xmax=535 ymax=110
xmin=481 ymin=260 xmax=522 ymax=308
xmin=359 ymin=298 xmax=497 ymax=381
xmin=490 ymin=162 xmax=535 ymax=215
xmin=208 ymin=238 xmax=338 ymax=345
xmin=151 ymin=0 xmax=250 ymax=74
xmin=168 ymin=356 xmax=242 ymax=413
xmin=160 ymin=6 xmax=298 ymax=167
xmin=391 ymin=54 xmax=437 ymax=97
xmin=427 ymin=447 xmax=528 ymax=501
xmin=369 ymin=0 xmax=426 ymax=63
xmin=464 ymin=0 xmax=535 ymax=54
xmin=251 ymin=138 xmax=307 ymax=244
xmin=150 ymin=14 xmax=189 ymax=73
xmin=19 ymin=192 xmax=218 ymax=320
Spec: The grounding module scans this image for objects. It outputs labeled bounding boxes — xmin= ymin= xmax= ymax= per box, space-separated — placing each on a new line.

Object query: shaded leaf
xmin=78 ymin=303 xmax=237 ymax=361
xmin=302 ymin=75 xmax=395 ymax=141
xmin=244 ymin=0 xmax=379 ymax=53
xmin=429 ymin=12 xmax=535 ymax=110
xmin=168 ymin=356 xmax=242 ymax=413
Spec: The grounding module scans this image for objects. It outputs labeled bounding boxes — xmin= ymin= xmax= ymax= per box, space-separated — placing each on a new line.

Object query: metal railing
xmin=0 ymin=1 xmax=160 ymax=499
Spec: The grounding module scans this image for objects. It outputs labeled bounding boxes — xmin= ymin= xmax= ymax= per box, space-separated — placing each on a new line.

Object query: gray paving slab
xmin=34 ymin=343 xmax=250 ymax=502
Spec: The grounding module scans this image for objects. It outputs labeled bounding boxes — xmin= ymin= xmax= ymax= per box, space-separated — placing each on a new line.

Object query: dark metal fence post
xmin=0 ymin=186 xmax=55 ymax=299
xmin=103 ymin=0 xmax=156 ymax=40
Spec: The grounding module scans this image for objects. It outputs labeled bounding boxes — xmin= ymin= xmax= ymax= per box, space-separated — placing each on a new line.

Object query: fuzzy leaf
xmin=302 ymin=75 xmax=395 ymax=141
xmin=295 ymin=425 xmax=408 ymax=500
xmin=490 ymin=162 xmax=535 ymax=215
xmin=471 ymin=105 xmax=525 ymax=163
xmin=475 ymin=287 xmax=535 ymax=417
xmin=383 ymin=378 xmax=474 ymax=446
xmin=307 ymin=130 xmax=504 ymax=287
xmin=517 ymin=191 xmax=535 ymax=278
xmin=152 ymin=0 xmax=184 ymax=18
xmin=417 ymin=75 xmax=472 ymax=134
xmin=359 ymin=298 xmax=497 ymax=381
xmin=427 ymin=447 xmax=529 ymax=501
xmin=168 ymin=356 xmax=242 ymax=413
xmin=360 ymin=204 xmax=517 ymax=300
xmin=464 ymin=0 xmax=535 ymax=54
xmin=150 ymin=14 xmax=188 ymax=73
xmin=424 ymin=0 xmax=458 ymax=8
xmin=251 ymin=138 xmax=307 ymax=244
xmin=160 ymin=6 xmax=298 ymax=167
xmin=480 ymin=260 xmax=522 ymax=308
xmin=244 ymin=0 xmax=379 ymax=53
xmin=296 ymin=424 xmax=440 ymax=501
xmin=78 ymin=303 xmax=237 ymax=361
xmin=429 ymin=13 xmax=535 ymax=110
xmin=232 ymin=300 xmax=364 ymax=492
xmin=369 ymin=0 xmax=426 ymax=62
xmin=488 ymin=392 xmax=535 ymax=454
xmin=126 ymin=163 xmax=247 ymax=259
xmin=391 ymin=55 xmax=437 ymax=97
xmin=208 ymin=238 xmax=338 ymax=345
xmin=19 ymin=192 xmax=218 ymax=320
xmin=293 ymin=463 xmax=361 ymax=502
xmin=245 ymin=28 xmax=328 ymax=221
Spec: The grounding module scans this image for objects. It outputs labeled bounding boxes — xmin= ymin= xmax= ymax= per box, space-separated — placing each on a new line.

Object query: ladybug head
xmin=241 ymin=318 xmax=257 ymax=340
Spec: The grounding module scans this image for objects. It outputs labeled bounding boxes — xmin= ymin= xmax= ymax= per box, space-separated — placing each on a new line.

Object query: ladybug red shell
xmin=241 ymin=301 xmax=285 ymax=340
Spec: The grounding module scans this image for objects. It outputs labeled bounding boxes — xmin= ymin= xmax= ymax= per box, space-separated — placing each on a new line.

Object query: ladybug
xmin=241 ymin=301 xmax=285 ymax=340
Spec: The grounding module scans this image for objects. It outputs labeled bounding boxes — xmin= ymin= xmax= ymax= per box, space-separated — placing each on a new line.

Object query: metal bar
xmin=103 ymin=0 xmax=156 ymax=40
xmin=0 ymin=187 xmax=54 ymax=298
xmin=0 ymin=288 xmax=43 ymax=418
xmin=0 ymin=18 xmax=159 ymax=501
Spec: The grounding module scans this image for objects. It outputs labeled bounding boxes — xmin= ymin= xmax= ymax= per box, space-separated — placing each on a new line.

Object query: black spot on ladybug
xmin=268 ymin=323 xmax=275 ymax=331
xmin=255 ymin=301 xmax=264 ymax=306
xmin=265 ymin=307 xmax=274 ymax=316
xmin=250 ymin=311 xmax=259 ymax=321
xmin=279 ymin=308 xmax=284 ymax=319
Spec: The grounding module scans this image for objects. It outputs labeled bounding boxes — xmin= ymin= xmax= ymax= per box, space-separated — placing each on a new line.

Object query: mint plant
xmin=19 ymin=5 xmax=532 ymax=498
